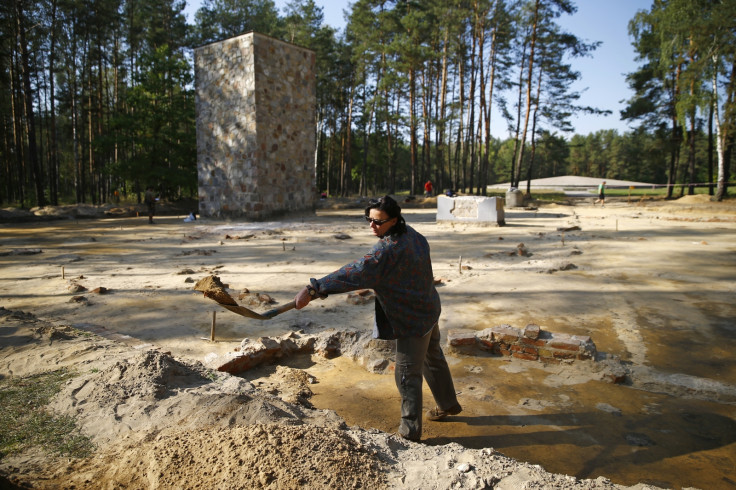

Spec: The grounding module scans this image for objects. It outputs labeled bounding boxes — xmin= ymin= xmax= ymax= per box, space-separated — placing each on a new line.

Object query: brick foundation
xmin=447 ymin=324 xmax=596 ymax=363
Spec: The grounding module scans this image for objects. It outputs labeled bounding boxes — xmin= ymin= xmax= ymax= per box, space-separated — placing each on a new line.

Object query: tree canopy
xmin=1 ymin=0 xmax=733 ymax=208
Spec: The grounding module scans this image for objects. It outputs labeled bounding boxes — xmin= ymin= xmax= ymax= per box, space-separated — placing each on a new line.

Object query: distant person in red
xmin=424 ymin=180 xmax=433 ymax=197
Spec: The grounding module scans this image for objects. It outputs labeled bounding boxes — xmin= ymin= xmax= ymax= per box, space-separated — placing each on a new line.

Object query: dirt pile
xmin=74 ymin=350 xmax=211 ymax=402
xmin=47 ymin=424 xmax=388 ymax=489
xmin=0 ymin=312 xmax=655 ymax=490
xmin=4 ymin=197 xmax=734 ymax=488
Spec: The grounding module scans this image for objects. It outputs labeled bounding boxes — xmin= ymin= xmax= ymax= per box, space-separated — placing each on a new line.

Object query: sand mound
xmin=675 ymin=194 xmax=714 ymax=204
xmin=47 ymin=346 xmax=348 ymax=448
xmin=48 ymin=424 xmax=387 ymax=489
xmin=82 ymin=350 xmax=211 ymax=402
xmin=1 ymin=302 xmax=672 ymax=489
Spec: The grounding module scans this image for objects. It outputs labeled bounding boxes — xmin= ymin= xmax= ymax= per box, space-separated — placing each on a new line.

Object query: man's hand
xmin=294 ymin=286 xmax=313 ymax=309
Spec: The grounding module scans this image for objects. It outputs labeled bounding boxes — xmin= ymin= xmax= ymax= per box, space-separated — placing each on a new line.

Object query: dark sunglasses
xmin=365 ymin=216 xmax=393 ymax=226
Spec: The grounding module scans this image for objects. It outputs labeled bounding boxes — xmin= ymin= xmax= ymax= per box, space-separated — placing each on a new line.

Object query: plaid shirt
xmin=311 ymin=225 xmax=441 ymax=339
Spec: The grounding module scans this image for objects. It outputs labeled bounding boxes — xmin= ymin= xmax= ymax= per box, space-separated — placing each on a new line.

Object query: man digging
xmin=294 ymin=195 xmax=461 ymax=442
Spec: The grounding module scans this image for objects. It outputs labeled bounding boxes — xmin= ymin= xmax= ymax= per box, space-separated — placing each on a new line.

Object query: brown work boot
xmin=426 ymin=403 xmax=462 ymax=421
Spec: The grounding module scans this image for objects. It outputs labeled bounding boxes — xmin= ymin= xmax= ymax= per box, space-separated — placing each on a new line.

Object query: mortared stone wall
xmin=194 ymin=32 xmax=316 ymax=219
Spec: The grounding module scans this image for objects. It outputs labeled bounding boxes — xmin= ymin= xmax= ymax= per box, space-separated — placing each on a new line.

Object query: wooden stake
xmin=210 ymin=311 xmax=216 ymax=341
xmin=459 ymin=255 xmax=462 ymax=274
xmin=61 ymin=266 xmax=65 ymax=279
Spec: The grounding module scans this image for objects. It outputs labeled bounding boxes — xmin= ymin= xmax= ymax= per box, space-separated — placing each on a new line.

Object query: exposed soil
xmin=1 ymin=193 xmax=735 ymax=489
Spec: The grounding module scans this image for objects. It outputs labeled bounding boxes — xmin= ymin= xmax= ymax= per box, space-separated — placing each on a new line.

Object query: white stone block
xmin=437 ymin=196 xmax=505 ymax=225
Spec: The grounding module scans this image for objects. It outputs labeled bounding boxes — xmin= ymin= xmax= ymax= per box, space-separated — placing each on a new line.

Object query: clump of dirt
xmin=253 ymin=365 xmax=317 ymax=407
xmin=194 ymin=275 xmax=238 ymax=305
xmin=33 ymin=324 xmax=77 ymax=342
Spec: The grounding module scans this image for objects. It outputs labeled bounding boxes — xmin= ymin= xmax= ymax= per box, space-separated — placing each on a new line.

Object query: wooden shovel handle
xmin=218 ymin=303 xmax=269 ymax=320
xmin=212 ymin=299 xmax=298 ymax=321
xmin=262 ymin=300 xmax=297 ymax=319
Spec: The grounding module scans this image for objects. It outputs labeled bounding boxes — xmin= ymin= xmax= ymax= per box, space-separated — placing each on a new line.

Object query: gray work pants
xmin=395 ymin=322 xmax=458 ymax=440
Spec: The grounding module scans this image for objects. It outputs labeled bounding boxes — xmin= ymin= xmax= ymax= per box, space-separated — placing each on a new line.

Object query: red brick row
xmin=447 ymin=324 xmax=596 ymax=363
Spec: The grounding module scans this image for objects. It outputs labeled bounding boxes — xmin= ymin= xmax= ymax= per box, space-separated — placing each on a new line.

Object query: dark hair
xmin=365 ymin=195 xmax=407 ymax=235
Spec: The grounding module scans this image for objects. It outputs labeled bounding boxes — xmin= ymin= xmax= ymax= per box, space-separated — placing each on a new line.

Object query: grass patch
xmin=0 ymin=369 xmax=94 ymax=459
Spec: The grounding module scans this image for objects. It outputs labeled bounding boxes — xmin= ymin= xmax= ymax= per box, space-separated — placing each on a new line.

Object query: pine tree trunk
xmin=48 ymin=0 xmax=59 ymax=205
xmin=513 ymin=0 xmax=539 ymax=191
xmin=343 ymin=82 xmax=355 ymax=196
xmin=713 ymin=55 xmax=728 ymax=202
xmin=436 ymin=29 xmax=450 ymax=195
xmin=666 ymin=65 xmax=682 ymax=199
xmin=409 ymin=67 xmax=417 ymax=195
xmin=16 ymin=0 xmax=47 ymax=207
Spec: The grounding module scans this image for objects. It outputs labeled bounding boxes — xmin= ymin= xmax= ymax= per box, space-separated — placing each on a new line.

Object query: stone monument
xmin=195 ymin=32 xmax=316 ymax=219
xmin=436 ymin=195 xmax=505 ymax=226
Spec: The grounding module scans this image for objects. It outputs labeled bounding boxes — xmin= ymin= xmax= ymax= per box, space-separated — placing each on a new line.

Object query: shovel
xmin=217 ymin=300 xmax=296 ymax=320
xmin=194 ymin=275 xmax=297 ymax=321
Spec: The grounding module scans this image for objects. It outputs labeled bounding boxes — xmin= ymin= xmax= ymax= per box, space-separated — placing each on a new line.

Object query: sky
xmin=184 ymin=1 xmax=653 ymax=137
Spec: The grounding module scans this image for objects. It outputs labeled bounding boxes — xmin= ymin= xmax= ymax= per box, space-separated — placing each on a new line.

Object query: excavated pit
xmin=1 ymin=197 xmax=735 ymax=489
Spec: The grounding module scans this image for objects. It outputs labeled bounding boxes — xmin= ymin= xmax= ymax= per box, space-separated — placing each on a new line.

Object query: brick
xmin=218 ymin=353 xmax=261 ymax=373
xmin=491 ymin=324 xmax=521 ymax=341
xmin=511 ymin=345 xmax=538 ymax=356
xmin=448 ymin=330 xmax=478 ymax=346
xmin=548 ymin=341 xmax=581 ymax=351
xmin=496 ymin=333 xmax=521 ymax=343
xmin=478 ymin=338 xmax=495 ymax=351
xmin=496 ymin=346 xmax=511 ymax=356
xmin=537 ymin=348 xmax=554 ymax=358
xmin=523 ymin=324 xmax=540 ymax=339
xmin=553 ymin=350 xmax=577 ymax=359
xmin=521 ymin=337 xmax=547 ymax=347
xmin=513 ymin=352 xmax=539 ymax=361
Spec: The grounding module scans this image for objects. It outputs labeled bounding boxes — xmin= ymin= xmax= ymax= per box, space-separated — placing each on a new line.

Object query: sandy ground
xmin=1 ymin=194 xmax=735 ymax=489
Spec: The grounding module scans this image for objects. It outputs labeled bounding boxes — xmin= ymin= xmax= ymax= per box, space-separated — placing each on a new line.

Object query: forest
xmin=2 ymin=0 xmax=735 ymax=208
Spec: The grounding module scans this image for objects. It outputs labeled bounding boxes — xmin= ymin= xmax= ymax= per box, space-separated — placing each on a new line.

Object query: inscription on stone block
xmin=437 ymin=196 xmax=505 ymax=225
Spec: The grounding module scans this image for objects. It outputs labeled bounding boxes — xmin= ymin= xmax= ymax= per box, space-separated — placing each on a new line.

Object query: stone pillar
xmin=195 ymin=32 xmax=316 ymax=219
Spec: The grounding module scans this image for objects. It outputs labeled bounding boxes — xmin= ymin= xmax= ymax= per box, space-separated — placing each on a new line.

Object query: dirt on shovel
xmin=193 ymin=275 xmax=238 ymax=306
